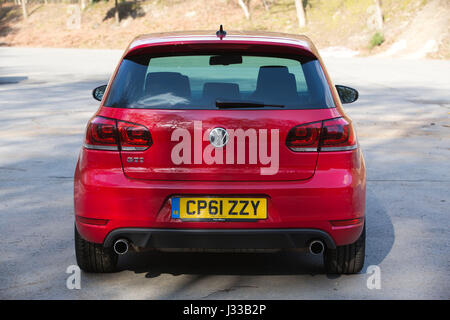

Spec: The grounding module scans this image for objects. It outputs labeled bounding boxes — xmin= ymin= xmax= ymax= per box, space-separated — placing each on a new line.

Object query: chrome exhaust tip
xmin=308 ymin=240 xmax=325 ymax=255
xmin=113 ymin=239 xmax=129 ymax=255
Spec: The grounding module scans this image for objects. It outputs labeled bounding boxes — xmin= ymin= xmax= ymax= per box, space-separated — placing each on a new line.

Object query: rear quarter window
xmin=104 ymin=54 xmax=335 ymax=110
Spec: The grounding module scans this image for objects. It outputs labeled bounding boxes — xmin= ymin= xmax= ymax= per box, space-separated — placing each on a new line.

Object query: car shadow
xmin=119 ymin=250 xmax=325 ymax=277
xmin=364 ymin=185 xmax=395 ymax=268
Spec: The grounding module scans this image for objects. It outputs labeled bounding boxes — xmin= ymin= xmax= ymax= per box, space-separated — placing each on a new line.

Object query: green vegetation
xmin=369 ymin=32 xmax=385 ymax=49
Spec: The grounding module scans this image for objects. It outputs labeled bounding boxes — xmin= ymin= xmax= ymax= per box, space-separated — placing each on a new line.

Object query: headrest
xmin=203 ymin=82 xmax=240 ymax=104
xmin=145 ymin=72 xmax=191 ymax=98
xmin=253 ymin=66 xmax=298 ymax=103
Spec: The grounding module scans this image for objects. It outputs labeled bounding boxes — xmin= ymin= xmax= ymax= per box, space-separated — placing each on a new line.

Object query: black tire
xmin=74 ymin=225 xmax=118 ymax=273
xmin=324 ymin=224 xmax=365 ymax=274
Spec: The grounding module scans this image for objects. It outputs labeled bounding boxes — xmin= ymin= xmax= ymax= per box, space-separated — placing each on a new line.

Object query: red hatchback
xmin=74 ymin=28 xmax=366 ymax=274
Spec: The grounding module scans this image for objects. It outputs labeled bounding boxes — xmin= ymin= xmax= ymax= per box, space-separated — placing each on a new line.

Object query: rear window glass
xmin=104 ymin=54 xmax=335 ymax=109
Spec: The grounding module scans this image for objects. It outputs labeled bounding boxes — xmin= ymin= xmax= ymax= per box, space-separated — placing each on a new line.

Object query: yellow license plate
xmin=171 ymin=197 xmax=267 ymax=220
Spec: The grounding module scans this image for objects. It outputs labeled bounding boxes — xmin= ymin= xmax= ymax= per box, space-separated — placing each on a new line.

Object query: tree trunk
xmin=294 ymin=0 xmax=306 ymax=28
xmin=261 ymin=0 xmax=269 ymax=11
xmin=115 ymin=0 xmax=119 ymax=24
xmin=374 ymin=0 xmax=383 ymax=31
xmin=238 ymin=0 xmax=250 ymax=20
xmin=21 ymin=0 xmax=27 ymax=21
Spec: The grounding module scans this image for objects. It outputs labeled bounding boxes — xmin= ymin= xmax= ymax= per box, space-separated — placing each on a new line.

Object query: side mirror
xmin=336 ymin=85 xmax=358 ymax=104
xmin=92 ymin=85 xmax=107 ymax=101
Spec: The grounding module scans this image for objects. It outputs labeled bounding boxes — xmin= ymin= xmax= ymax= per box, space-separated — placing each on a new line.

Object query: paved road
xmin=0 ymin=47 xmax=449 ymax=299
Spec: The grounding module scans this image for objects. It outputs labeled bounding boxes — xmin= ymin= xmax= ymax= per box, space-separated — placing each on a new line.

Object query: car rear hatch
xmin=100 ymin=41 xmax=339 ymax=181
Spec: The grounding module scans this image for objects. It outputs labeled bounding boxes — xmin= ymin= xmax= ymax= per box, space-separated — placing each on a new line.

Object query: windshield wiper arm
xmin=216 ymin=100 xmax=285 ymax=109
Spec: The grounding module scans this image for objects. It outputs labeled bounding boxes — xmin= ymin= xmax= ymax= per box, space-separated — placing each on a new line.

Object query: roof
xmin=126 ymin=30 xmax=319 ymax=57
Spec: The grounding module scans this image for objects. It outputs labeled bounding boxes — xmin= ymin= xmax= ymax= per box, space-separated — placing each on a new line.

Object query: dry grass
xmin=0 ymin=0 xmax=444 ymax=57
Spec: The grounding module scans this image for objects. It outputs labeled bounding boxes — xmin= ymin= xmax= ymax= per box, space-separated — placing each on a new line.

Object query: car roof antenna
xmin=216 ymin=25 xmax=226 ymax=40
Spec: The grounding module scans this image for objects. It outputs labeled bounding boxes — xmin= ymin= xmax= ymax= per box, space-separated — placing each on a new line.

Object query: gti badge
xmin=209 ymin=127 xmax=229 ymax=148
xmin=127 ymin=157 xmax=144 ymax=163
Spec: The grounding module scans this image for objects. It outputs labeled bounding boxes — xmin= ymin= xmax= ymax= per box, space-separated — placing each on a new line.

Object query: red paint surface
xmin=74 ymin=33 xmax=366 ymax=247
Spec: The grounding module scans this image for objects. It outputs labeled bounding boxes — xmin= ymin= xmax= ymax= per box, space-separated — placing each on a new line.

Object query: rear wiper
xmin=216 ymin=100 xmax=285 ymax=109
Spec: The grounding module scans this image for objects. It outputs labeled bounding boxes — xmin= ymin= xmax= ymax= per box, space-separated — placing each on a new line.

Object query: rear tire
xmin=74 ymin=225 xmax=118 ymax=273
xmin=324 ymin=224 xmax=365 ymax=274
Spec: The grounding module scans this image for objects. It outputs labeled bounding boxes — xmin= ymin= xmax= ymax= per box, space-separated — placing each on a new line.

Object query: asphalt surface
xmin=0 ymin=47 xmax=449 ymax=299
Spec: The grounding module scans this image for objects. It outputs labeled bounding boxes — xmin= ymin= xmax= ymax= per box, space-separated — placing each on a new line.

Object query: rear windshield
xmin=104 ymin=54 xmax=335 ymax=109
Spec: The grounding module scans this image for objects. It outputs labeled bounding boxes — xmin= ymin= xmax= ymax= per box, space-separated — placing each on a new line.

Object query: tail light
xmin=286 ymin=117 xmax=357 ymax=152
xmin=320 ymin=117 xmax=357 ymax=151
xmin=84 ymin=116 xmax=152 ymax=151
xmin=118 ymin=121 xmax=152 ymax=151
xmin=285 ymin=121 xmax=321 ymax=152
xmin=84 ymin=117 xmax=119 ymax=151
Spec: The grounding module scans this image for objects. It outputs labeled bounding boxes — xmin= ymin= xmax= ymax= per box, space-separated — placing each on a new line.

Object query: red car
xmin=74 ymin=28 xmax=366 ymax=274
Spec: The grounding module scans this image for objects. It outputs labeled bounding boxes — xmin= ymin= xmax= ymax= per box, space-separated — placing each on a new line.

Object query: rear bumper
xmin=103 ymin=228 xmax=336 ymax=249
xmin=74 ymin=147 xmax=366 ymax=247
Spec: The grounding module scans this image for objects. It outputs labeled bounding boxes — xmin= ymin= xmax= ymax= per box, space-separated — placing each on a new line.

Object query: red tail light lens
xmin=84 ymin=117 xmax=119 ymax=150
xmin=286 ymin=121 xmax=321 ymax=151
xmin=118 ymin=121 xmax=153 ymax=151
xmin=320 ymin=117 xmax=357 ymax=151
xmin=286 ymin=117 xmax=357 ymax=152
xmin=84 ymin=116 xmax=152 ymax=151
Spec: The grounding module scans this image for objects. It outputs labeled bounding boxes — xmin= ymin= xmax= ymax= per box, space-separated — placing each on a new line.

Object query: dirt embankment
xmin=374 ymin=0 xmax=449 ymax=59
xmin=0 ymin=0 xmax=448 ymax=58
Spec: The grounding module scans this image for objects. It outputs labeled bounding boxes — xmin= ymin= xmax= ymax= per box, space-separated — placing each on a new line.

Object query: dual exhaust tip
xmin=308 ymin=240 xmax=325 ymax=255
xmin=113 ymin=238 xmax=325 ymax=255
xmin=113 ymin=239 xmax=129 ymax=255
